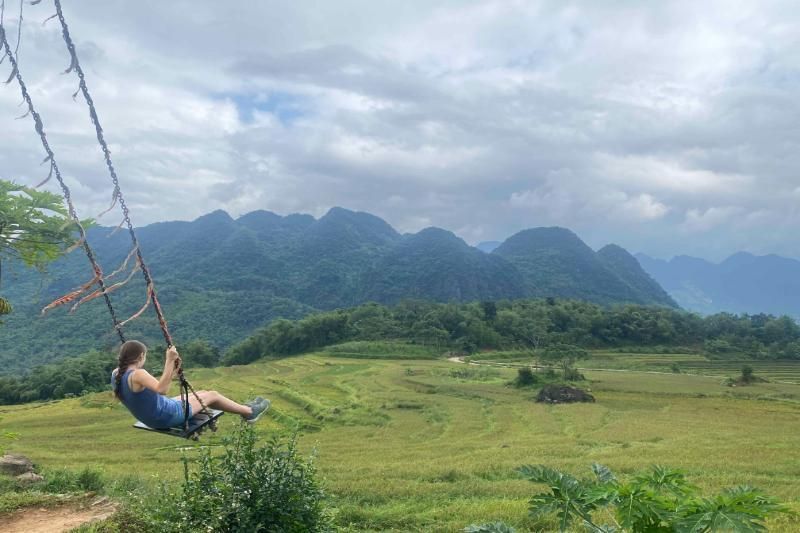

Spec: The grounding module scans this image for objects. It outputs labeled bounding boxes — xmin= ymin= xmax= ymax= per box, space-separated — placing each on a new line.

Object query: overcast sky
xmin=1 ymin=1 xmax=799 ymax=261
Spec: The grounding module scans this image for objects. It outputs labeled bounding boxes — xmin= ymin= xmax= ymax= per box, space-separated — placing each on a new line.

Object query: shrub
xmin=562 ymin=367 xmax=584 ymax=381
xmin=143 ymin=424 xmax=331 ymax=532
xmin=519 ymin=463 xmax=790 ymax=532
xmin=514 ymin=367 xmax=538 ymax=387
xmin=43 ymin=467 xmax=105 ymax=493
xmin=670 ymin=362 xmax=681 ymax=373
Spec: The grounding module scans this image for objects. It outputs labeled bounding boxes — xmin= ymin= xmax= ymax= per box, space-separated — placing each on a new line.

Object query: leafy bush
xmin=514 ymin=367 xmax=538 ymax=387
xmin=43 ymin=467 xmax=105 ymax=493
xmin=519 ymin=463 xmax=790 ymax=532
xmin=72 ymin=506 xmax=152 ymax=533
xmin=143 ymin=424 xmax=331 ymax=532
xmin=562 ymin=367 xmax=585 ymax=381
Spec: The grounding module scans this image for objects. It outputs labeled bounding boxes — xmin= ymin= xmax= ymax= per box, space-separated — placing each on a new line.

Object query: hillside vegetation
xmin=4 ymin=298 xmax=800 ymax=405
xmin=1 ymin=207 xmax=673 ymax=372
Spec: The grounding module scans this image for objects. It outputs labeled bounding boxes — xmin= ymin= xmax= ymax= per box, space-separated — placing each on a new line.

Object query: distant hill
xmin=1 ymin=208 xmax=675 ymax=373
xmin=597 ymin=245 xmax=676 ymax=307
xmin=361 ymin=228 xmax=524 ymax=303
xmin=494 ymin=228 xmax=676 ymax=306
xmin=636 ymin=252 xmax=800 ymax=317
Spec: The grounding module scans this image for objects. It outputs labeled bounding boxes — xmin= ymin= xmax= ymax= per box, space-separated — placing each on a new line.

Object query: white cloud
xmin=2 ymin=1 xmax=800 ymax=259
xmin=682 ymin=206 xmax=744 ymax=232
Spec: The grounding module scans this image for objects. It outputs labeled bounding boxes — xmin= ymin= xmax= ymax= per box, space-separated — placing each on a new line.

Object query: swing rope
xmin=0 ymin=24 xmax=126 ymax=343
xmin=52 ymin=0 xmax=213 ymax=430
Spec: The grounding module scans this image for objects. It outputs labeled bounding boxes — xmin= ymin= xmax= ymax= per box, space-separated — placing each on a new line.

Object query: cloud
xmin=2 ymin=1 xmax=800 ymax=261
xmin=682 ymin=206 xmax=745 ymax=232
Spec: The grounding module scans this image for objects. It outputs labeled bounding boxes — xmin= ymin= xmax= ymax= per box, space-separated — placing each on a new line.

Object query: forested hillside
xmin=3 ymin=298 xmax=799 ymax=405
xmin=1 ymin=207 xmax=673 ymax=373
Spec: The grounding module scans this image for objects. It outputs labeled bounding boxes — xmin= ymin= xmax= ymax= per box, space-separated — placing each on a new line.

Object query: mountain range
xmin=1 ymin=207 xmax=673 ymax=372
xmin=637 ymin=252 xmax=800 ymax=318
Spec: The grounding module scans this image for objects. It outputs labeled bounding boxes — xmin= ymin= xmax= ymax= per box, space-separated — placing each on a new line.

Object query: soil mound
xmin=536 ymin=385 xmax=595 ymax=404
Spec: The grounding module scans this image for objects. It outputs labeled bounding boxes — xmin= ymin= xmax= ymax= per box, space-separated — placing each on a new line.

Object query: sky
xmin=1 ymin=0 xmax=799 ymax=262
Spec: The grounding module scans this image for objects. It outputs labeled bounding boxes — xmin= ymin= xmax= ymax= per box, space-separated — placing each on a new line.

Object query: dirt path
xmin=0 ymin=499 xmax=116 ymax=533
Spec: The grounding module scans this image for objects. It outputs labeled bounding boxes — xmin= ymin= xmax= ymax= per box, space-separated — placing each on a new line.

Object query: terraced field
xmin=467 ymin=350 xmax=800 ymax=383
xmin=1 ymin=355 xmax=799 ymax=531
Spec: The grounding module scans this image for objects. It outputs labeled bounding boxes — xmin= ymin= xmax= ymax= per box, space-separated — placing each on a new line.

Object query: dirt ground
xmin=0 ymin=498 xmax=116 ymax=533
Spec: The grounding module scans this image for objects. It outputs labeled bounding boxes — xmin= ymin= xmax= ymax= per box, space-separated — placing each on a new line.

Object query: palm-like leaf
xmin=675 ymin=486 xmax=790 ymax=533
xmin=519 ymin=465 xmax=598 ymax=532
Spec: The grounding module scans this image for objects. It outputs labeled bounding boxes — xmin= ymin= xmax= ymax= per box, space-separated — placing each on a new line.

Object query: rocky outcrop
xmin=0 ymin=454 xmax=34 ymax=476
xmin=536 ymin=385 xmax=595 ymax=404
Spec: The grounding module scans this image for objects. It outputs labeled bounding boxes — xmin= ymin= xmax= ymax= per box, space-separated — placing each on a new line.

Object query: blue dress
xmin=112 ymin=368 xmax=190 ymax=428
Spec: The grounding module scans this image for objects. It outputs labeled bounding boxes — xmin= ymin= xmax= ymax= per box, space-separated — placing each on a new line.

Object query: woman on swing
xmin=112 ymin=340 xmax=270 ymax=428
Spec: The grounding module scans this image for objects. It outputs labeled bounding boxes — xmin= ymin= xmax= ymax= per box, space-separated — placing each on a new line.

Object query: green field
xmin=467 ymin=350 xmax=800 ymax=384
xmin=2 ymin=354 xmax=800 ymax=531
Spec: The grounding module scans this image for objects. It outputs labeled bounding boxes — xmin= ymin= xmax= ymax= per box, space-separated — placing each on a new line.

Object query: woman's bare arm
xmin=131 ymin=347 xmax=181 ymax=395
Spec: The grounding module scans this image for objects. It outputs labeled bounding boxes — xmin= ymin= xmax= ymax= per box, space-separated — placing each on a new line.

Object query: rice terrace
xmin=2 ymin=1 xmax=800 ymax=532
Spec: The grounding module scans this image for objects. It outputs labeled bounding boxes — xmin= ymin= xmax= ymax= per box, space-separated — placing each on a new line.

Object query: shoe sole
xmin=246 ymin=400 xmax=271 ymax=424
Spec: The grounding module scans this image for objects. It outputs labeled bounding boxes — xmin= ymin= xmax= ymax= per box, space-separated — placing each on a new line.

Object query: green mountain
xmin=361 ymin=227 xmax=524 ymax=303
xmin=1 ymin=209 xmax=676 ymax=373
xmin=493 ymin=228 xmax=675 ymax=306
xmin=597 ymin=245 xmax=676 ymax=307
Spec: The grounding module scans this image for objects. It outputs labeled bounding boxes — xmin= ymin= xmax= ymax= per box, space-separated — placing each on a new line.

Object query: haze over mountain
xmin=637 ymin=252 xmax=800 ymax=318
xmin=2 ymin=207 xmax=674 ymax=373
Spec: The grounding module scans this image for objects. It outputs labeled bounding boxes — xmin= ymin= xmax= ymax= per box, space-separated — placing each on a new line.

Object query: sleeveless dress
xmin=111 ymin=368 xmax=190 ymax=428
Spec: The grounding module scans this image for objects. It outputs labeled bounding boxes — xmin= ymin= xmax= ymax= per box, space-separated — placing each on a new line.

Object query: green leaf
xmin=591 ymin=463 xmax=617 ymax=484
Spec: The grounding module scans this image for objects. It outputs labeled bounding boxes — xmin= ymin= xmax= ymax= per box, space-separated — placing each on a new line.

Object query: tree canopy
xmin=0 ymin=179 xmax=89 ymax=315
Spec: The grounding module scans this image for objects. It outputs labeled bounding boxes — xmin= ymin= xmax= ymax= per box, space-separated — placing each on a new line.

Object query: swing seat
xmin=133 ymin=409 xmax=224 ymax=440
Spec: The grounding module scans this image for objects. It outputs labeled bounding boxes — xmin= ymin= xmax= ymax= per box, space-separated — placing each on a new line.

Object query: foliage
xmin=141 ymin=424 xmax=331 ymax=532
xmin=221 ymin=299 xmax=800 ymax=368
xmin=72 ymin=506 xmax=152 ymax=533
xmin=43 ymin=466 xmax=106 ymax=493
xmin=180 ymin=339 xmax=220 ymax=368
xmin=541 ymin=343 xmax=590 ymax=378
xmin=514 ymin=367 xmax=538 ymax=387
xmin=8 ymin=296 xmax=800 ymax=403
xmin=0 ymin=179 xmax=91 ymax=320
xmin=3 ymin=206 xmax=674 ymax=372
xmin=0 ymin=179 xmax=90 ymax=272
xmin=0 ymin=338 xmax=215 ymax=405
xmin=519 ymin=463 xmax=790 ymax=532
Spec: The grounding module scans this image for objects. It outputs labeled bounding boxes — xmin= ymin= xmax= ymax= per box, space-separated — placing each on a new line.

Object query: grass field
xmin=1 ymin=354 xmax=800 ymax=531
xmin=467 ymin=350 xmax=800 ymax=384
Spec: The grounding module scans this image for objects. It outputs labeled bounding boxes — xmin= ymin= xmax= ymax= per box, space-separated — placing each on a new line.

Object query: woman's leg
xmin=184 ymin=390 xmax=253 ymax=417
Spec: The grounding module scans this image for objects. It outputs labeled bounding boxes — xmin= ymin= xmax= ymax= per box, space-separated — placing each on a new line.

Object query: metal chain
xmin=0 ymin=25 xmax=125 ymax=343
xmin=53 ymin=0 xmax=213 ymax=419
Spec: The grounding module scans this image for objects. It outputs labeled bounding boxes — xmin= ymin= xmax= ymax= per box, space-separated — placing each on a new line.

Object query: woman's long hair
xmin=113 ymin=340 xmax=147 ymax=399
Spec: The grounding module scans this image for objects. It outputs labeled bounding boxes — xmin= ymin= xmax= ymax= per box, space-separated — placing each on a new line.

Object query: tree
xmin=182 ymin=339 xmax=221 ymax=368
xmin=0 ymin=179 xmax=90 ymax=313
xmin=480 ymin=300 xmax=497 ymax=321
xmin=540 ymin=343 xmax=590 ymax=379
